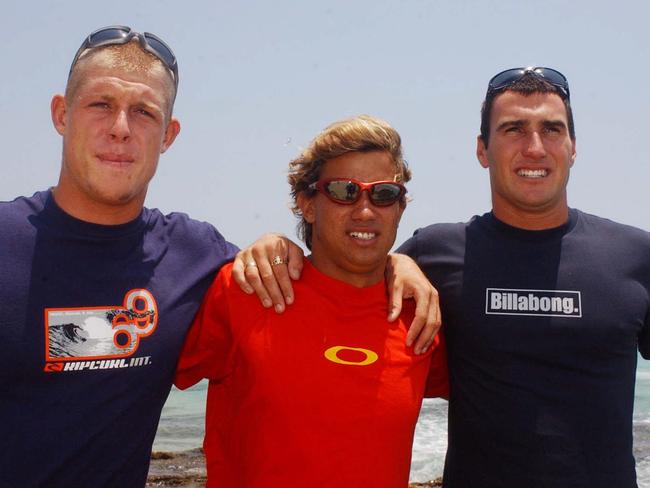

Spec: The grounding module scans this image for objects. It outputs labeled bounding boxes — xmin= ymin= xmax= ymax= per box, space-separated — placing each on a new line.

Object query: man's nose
xmin=109 ymin=110 xmax=131 ymax=141
xmin=523 ymin=131 xmax=546 ymax=159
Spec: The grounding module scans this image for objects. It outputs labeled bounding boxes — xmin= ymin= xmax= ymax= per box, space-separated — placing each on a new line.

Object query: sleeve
xmin=174 ymin=265 xmax=236 ymax=389
xmin=424 ymin=330 xmax=449 ymax=399
xmin=637 ymin=237 xmax=650 ymax=359
xmin=638 ymin=304 xmax=650 ymax=359
xmin=395 ymin=229 xmax=420 ymax=260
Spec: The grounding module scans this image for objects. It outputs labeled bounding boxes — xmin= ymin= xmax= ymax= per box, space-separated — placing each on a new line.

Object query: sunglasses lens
xmin=534 ymin=68 xmax=567 ymax=86
xmin=489 ymin=68 xmax=524 ymax=90
xmin=88 ymin=27 xmax=131 ymax=45
xmin=324 ymin=180 xmax=361 ymax=203
xmin=370 ymin=183 xmax=403 ymax=205
xmin=144 ymin=34 xmax=177 ymax=69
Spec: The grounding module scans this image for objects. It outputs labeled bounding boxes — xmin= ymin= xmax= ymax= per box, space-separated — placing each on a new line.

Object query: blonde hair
xmin=288 ymin=114 xmax=411 ymax=249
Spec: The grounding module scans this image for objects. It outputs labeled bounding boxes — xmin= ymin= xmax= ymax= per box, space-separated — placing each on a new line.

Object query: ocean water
xmin=155 ymin=357 xmax=650 ymax=484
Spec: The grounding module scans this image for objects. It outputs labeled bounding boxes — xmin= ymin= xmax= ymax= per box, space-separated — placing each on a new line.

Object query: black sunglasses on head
xmin=68 ymin=25 xmax=178 ymax=89
xmin=487 ymin=67 xmax=569 ymax=99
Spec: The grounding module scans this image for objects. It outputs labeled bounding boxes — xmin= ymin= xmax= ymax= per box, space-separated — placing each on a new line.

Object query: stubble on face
xmin=301 ymin=151 xmax=405 ymax=287
xmin=52 ymin=47 xmax=180 ymax=224
xmin=477 ymin=91 xmax=576 ymax=230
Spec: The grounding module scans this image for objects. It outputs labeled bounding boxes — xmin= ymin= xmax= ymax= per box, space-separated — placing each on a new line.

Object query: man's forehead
xmin=81 ymin=49 xmax=168 ymax=80
xmin=491 ymin=91 xmax=568 ymax=121
xmin=72 ymin=55 xmax=170 ymax=98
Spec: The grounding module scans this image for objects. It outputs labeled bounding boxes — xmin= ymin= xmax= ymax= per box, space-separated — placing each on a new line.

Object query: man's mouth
xmin=98 ymin=153 xmax=135 ymax=164
xmin=517 ymin=168 xmax=548 ymax=178
xmin=349 ymin=231 xmax=376 ymax=240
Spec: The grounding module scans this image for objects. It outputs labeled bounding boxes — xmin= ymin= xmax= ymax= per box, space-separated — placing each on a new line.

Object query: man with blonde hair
xmin=0 ymin=26 xmax=237 ymax=486
xmin=175 ymin=115 xmax=448 ymax=487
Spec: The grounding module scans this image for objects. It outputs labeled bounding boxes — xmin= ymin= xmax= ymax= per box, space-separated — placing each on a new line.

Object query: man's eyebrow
xmin=542 ymin=119 xmax=568 ymax=130
xmin=495 ymin=119 xmax=526 ymax=132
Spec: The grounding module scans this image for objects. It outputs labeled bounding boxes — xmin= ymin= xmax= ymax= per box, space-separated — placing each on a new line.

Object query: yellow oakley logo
xmin=324 ymin=346 xmax=378 ymax=366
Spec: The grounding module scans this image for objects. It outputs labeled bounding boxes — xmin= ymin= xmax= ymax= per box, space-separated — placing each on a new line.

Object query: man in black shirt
xmin=397 ymin=68 xmax=650 ymax=487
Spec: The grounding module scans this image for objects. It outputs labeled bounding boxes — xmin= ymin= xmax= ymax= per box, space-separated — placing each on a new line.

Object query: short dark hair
xmin=479 ymin=74 xmax=575 ymax=147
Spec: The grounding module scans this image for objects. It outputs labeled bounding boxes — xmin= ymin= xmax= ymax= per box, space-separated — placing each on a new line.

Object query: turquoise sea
xmin=154 ymin=357 xmax=650 ymax=484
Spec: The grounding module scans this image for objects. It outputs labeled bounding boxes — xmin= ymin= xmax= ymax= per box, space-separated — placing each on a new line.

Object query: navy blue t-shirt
xmin=0 ymin=190 xmax=238 ymax=487
xmin=398 ymin=209 xmax=650 ymax=488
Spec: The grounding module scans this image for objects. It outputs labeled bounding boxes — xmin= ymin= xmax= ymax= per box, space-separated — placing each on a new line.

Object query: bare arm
xmin=231 ymin=233 xmax=304 ymax=312
xmin=386 ymin=253 xmax=442 ymax=354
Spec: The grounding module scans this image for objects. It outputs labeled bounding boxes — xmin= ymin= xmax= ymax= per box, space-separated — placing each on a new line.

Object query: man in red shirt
xmin=175 ymin=115 xmax=447 ymax=487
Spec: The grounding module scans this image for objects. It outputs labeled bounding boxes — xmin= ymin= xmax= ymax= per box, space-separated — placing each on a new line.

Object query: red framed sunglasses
xmin=308 ymin=178 xmax=406 ymax=206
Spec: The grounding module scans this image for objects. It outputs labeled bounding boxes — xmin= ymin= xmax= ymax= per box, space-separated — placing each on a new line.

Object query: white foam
xmin=410 ymin=398 xmax=448 ymax=482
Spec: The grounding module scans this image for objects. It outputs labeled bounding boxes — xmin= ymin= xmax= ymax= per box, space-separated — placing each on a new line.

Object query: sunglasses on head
xmin=69 ymin=25 xmax=179 ymax=89
xmin=308 ymin=178 xmax=406 ymax=206
xmin=487 ymin=67 xmax=569 ymax=99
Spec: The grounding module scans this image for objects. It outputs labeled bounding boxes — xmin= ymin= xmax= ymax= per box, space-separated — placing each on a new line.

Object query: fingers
xmin=251 ymin=245 xmax=287 ymax=312
xmin=231 ymin=250 xmax=254 ymax=294
xmin=266 ymin=238 xmax=297 ymax=307
xmin=405 ymin=288 xmax=429 ymax=349
xmin=387 ymin=279 xmax=404 ymax=323
xmin=286 ymin=243 xmax=305 ymax=281
xmin=410 ymin=287 xmax=442 ymax=355
xmin=241 ymin=251 xmax=274 ymax=309
xmin=231 ymin=233 xmax=302 ymax=313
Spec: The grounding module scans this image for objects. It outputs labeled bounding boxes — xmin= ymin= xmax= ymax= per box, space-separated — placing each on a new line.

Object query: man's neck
xmin=307 ymin=254 xmax=385 ymax=288
xmin=52 ymin=186 xmax=144 ymax=225
xmin=491 ymin=204 xmax=570 ymax=230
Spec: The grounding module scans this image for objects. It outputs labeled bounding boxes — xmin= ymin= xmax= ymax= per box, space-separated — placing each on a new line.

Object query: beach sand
xmin=146 ymin=449 xmax=442 ymax=487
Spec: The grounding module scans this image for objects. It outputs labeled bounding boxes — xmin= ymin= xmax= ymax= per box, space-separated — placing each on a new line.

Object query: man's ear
xmin=51 ymin=94 xmax=67 ymax=136
xmin=569 ymin=138 xmax=576 ymax=168
xmin=477 ymin=134 xmax=490 ymax=169
xmin=161 ymin=117 xmax=181 ymax=153
xmin=297 ymin=192 xmax=315 ymax=224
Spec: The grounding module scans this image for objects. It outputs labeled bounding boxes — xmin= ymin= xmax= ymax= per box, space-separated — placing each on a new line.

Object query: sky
xmin=3 ymin=0 xmax=650 ymax=250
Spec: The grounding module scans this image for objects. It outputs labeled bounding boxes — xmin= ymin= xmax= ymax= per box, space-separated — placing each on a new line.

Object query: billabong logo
xmin=486 ymin=288 xmax=581 ymax=318
xmin=44 ymin=289 xmax=158 ymax=366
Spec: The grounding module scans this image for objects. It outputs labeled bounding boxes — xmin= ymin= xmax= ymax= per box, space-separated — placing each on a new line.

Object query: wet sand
xmin=146 ymin=448 xmax=442 ymax=487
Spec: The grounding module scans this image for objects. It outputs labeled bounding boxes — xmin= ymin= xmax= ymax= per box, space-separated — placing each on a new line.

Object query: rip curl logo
xmin=44 ymin=289 xmax=158 ymax=372
xmin=324 ymin=346 xmax=379 ymax=366
xmin=486 ymin=288 xmax=581 ymax=318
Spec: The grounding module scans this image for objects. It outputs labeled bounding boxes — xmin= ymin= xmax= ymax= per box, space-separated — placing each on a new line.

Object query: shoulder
xmin=143 ymin=208 xmax=239 ymax=258
xmin=573 ymin=209 xmax=650 ymax=248
xmin=397 ymin=218 xmax=473 ymax=259
xmin=145 ymin=208 xmax=221 ymax=238
xmin=203 ymin=262 xmax=273 ymax=323
xmin=0 ymin=191 xmax=48 ymax=238
xmin=0 ymin=190 xmax=47 ymax=218
xmin=412 ymin=221 xmax=468 ymax=241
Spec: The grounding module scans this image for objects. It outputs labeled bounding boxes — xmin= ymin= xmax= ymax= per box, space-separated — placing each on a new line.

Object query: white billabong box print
xmin=485 ymin=288 xmax=582 ymax=318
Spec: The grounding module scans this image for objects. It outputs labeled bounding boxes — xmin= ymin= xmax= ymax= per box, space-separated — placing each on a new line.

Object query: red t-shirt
xmin=176 ymin=260 xmax=448 ymax=487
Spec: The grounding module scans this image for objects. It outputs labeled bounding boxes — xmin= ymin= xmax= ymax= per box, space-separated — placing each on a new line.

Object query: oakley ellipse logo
xmin=324 ymin=346 xmax=378 ymax=366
